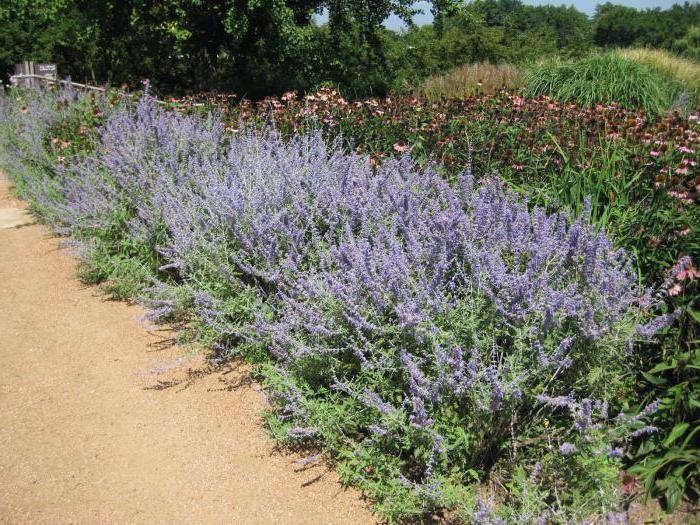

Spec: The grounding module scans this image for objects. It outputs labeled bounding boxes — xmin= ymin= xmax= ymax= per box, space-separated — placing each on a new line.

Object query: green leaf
xmin=664 ymin=476 xmax=684 ymax=512
xmin=663 ymin=423 xmax=690 ymax=447
xmin=636 ymin=438 xmax=657 ymax=456
xmin=641 ymin=371 xmax=667 ymax=386
xmin=648 ymin=361 xmax=676 ymax=374
xmin=681 ymin=425 xmax=700 ymax=447
xmin=687 ymin=307 xmax=700 ymax=324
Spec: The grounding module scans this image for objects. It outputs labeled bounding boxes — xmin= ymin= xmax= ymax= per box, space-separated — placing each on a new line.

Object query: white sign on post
xmin=36 ymin=64 xmax=57 ymax=79
xmin=12 ymin=62 xmax=57 ymax=88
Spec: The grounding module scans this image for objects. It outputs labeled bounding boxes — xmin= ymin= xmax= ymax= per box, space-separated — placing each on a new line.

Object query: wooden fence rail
xmin=8 ymin=73 xmax=167 ymax=105
xmin=10 ymin=74 xmax=108 ymax=92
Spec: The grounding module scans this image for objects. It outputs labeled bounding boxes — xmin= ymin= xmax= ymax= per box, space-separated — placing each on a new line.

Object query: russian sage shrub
xmin=51 ymin=95 xmax=225 ymax=297
xmin=0 ymin=94 xmax=673 ymax=522
xmin=0 ymin=84 xmax=105 ymax=220
xmin=257 ymin=174 xmax=662 ymax=521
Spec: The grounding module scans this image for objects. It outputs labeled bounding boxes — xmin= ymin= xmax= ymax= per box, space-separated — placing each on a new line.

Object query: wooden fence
xmin=10 ymin=74 xmax=108 ymax=93
xmin=9 ymin=66 xmax=167 ymax=105
xmin=12 ymin=62 xmax=59 ymax=89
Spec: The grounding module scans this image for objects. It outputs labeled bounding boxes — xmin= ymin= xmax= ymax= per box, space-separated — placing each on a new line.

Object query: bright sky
xmin=316 ymin=0 xmax=688 ymax=28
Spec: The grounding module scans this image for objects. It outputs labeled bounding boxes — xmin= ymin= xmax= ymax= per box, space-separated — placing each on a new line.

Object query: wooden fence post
xmin=13 ymin=62 xmax=57 ymax=88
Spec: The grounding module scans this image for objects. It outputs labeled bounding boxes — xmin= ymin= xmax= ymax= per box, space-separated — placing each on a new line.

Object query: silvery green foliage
xmin=256 ymin=165 xmax=659 ymax=514
xmin=0 ymin=87 xmax=68 ymax=209
xmin=0 ymin=84 xmax=113 ymax=223
xmin=57 ymin=95 xmax=223 ymax=239
xmin=1 ymin=94 xmax=671 ymax=521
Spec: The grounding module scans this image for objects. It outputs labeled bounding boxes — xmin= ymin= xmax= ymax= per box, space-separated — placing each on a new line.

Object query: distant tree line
xmin=1 ymin=0 xmax=699 ymax=98
xmin=593 ymin=2 xmax=700 ymax=49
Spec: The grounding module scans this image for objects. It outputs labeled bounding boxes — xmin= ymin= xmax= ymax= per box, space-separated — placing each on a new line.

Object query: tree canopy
xmin=1 ymin=1 xmax=698 ymax=98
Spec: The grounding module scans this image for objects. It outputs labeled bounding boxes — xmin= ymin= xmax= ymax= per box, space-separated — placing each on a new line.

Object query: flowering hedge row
xmin=0 ymin=87 xmax=685 ymax=522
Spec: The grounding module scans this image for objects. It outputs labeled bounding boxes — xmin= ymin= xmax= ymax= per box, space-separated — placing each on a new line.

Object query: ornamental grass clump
xmin=416 ymin=62 xmax=526 ymax=100
xmin=618 ymin=47 xmax=700 ymax=105
xmin=0 ymin=92 xmax=675 ymax=522
xmin=526 ymin=53 xmax=673 ymax=116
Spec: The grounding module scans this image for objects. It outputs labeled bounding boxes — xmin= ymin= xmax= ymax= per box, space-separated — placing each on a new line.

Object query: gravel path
xmin=0 ymin=176 xmax=375 ymax=525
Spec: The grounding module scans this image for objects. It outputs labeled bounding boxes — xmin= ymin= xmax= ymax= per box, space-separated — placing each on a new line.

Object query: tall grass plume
xmin=417 ymin=62 xmax=526 ymax=100
xmin=618 ymin=47 xmax=700 ymax=107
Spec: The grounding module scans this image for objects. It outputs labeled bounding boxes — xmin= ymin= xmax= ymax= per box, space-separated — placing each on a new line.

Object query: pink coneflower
xmin=678 ymin=145 xmax=694 ymax=154
xmin=678 ymin=265 xmax=699 ymax=281
xmin=668 ymin=190 xmax=693 ymax=203
xmin=393 ymin=143 xmax=409 ymax=153
xmin=668 ymin=283 xmax=682 ymax=296
xmin=675 ymin=167 xmax=690 ymax=176
xmin=619 ymin=471 xmax=639 ymax=494
xmin=511 ymin=163 xmax=524 ymax=171
xmin=649 ymin=150 xmax=661 ymax=157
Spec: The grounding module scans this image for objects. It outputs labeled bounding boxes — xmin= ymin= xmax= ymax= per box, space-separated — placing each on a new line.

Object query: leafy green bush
xmin=628 ymin=263 xmax=700 ymax=512
xmin=630 ymin=342 xmax=700 ymax=512
xmin=673 ymin=25 xmax=700 ymax=62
